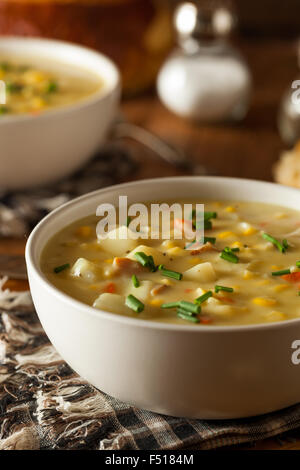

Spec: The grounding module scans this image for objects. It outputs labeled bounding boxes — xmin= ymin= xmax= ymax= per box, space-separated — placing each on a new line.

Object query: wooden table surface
xmin=2 ymin=36 xmax=300 ymax=450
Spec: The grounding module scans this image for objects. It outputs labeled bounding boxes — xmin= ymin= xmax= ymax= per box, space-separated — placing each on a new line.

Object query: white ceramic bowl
xmin=25 ymin=177 xmax=300 ymax=419
xmin=0 ymin=37 xmax=120 ymax=190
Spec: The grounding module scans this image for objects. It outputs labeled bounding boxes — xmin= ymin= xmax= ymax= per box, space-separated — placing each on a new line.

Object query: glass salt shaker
xmin=278 ymin=42 xmax=300 ymax=146
xmin=157 ymin=1 xmax=252 ymax=122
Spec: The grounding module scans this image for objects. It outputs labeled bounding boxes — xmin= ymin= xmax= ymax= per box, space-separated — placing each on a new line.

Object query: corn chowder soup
xmin=41 ymin=200 xmax=300 ymax=326
xmin=0 ymin=59 xmax=102 ymax=115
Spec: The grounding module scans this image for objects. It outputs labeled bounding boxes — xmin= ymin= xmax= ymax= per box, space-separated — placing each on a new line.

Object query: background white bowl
xmin=0 ymin=37 xmax=120 ymax=190
xmin=26 ymin=176 xmax=300 ymax=419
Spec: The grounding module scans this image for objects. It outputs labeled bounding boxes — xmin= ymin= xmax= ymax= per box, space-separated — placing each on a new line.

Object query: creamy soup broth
xmin=41 ymin=200 xmax=300 ymax=326
xmin=0 ymin=58 xmax=102 ymax=115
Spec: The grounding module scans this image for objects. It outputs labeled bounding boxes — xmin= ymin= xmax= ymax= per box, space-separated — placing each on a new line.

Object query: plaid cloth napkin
xmin=1 ymin=287 xmax=300 ymax=451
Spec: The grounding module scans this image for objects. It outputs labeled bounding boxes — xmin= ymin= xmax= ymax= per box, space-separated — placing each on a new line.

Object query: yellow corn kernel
xmin=225 ymin=206 xmax=236 ymax=213
xmin=150 ymin=298 xmax=163 ymax=307
xmin=264 ymin=311 xmax=287 ymax=322
xmin=167 ymin=246 xmax=184 ymax=256
xmin=217 ymin=231 xmax=236 ymax=239
xmin=161 ymin=278 xmax=174 ymax=286
xmin=23 ymin=69 xmax=47 ymax=84
xmin=257 ymin=279 xmax=271 ymax=286
xmin=252 ymin=297 xmax=277 ymax=307
xmin=76 ymin=225 xmax=92 ymax=237
xmin=243 ymin=270 xmax=255 ymax=280
xmin=89 ymin=284 xmax=102 ymax=291
xmin=273 ymin=284 xmax=290 ymax=293
xmin=231 ymin=241 xmax=243 ymax=249
xmin=104 ymin=258 xmax=113 ymax=264
xmin=274 ymin=212 xmax=287 ymax=219
xmin=0 ymin=70 xmax=4 ymax=80
xmin=188 ymin=257 xmax=201 ymax=265
xmin=31 ymin=97 xmax=46 ymax=110
xmin=161 ymin=240 xmax=176 ymax=249
xmin=271 ymin=265 xmax=282 ymax=271
xmin=242 ymin=226 xmax=257 ymax=236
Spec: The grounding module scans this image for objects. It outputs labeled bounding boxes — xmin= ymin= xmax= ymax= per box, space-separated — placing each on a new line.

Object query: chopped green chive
xmin=131 ymin=274 xmax=140 ymax=288
xmin=0 ymin=105 xmax=9 ymax=115
xmin=204 ymin=211 xmax=217 ymax=221
xmin=296 ymin=261 xmax=300 ymax=268
xmin=6 ymin=82 xmax=23 ymax=93
xmin=134 ymin=252 xmax=156 ymax=272
xmin=54 ymin=263 xmax=70 ymax=273
xmin=0 ymin=61 xmax=10 ymax=71
xmin=178 ymin=300 xmax=200 ymax=314
xmin=231 ymin=247 xmax=240 ymax=252
xmin=298 ymin=291 xmax=300 ymax=296
xmin=46 ymin=81 xmax=58 ymax=93
xmin=126 ymin=216 xmax=132 ymax=227
xmin=203 ymin=236 xmax=216 ymax=244
xmin=184 ymin=237 xmax=216 ymax=250
xmin=271 ymin=269 xmax=291 ymax=276
xmin=176 ymin=307 xmax=195 ymax=317
xmin=262 ymin=233 xmax=288 ymax=253
xmin=158 ymin=264 xmax=182 ymax=281
xmin=161 ymin=301 xmax=180 ymax=309
xmin=161 ymin=300 xmax=200 ymax=314
xmin=283 ymin=239 xmax=289 ymax=251
xmin=220 ymin=247 xmax=239 ymax=263
xmin=125 ymin=294 xmax=144 ymax=313
xmin=195 ymin=291 xmax=213 ymax=304
xmin=204 ymin=220 xmax=212 ymax=230
xmin=215 ymin=285 xmax=234 ymax=293
xmin=177 ymin=311 xmax=199 ymax=323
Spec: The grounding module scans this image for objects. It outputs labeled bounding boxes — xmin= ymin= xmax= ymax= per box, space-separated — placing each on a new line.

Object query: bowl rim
xmin=0 ymin=36 xmax=121 ymax=125
xmin=25 ymin=175 xmax=300 ymax=333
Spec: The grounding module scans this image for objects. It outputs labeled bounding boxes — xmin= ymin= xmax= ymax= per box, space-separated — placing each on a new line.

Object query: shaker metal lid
xmin=174 ymin=1 xmax=236 ymax=50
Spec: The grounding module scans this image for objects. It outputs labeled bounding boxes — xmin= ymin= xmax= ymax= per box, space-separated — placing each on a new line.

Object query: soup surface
xmin=41 ymin=200 xmax=300 ymax=326
xmin=0 ymin=58 xmax=102 ymax=115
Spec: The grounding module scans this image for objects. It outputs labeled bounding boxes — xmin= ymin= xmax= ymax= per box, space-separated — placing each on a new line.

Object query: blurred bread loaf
xmin=274 ymin=141 xmax=300 ymax=187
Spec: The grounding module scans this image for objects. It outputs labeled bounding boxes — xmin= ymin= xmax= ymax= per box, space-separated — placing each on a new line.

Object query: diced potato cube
xmin=207 ymin=296 xmax=222 ymax=306
xmin=93 ymin=293 xmax=131 ymax=315
xmin=184 ymin=262 xmax=216 ymax=282
xmin=126 ymin=245 xmax=166 ymax=265
xmin=213 ymin=305 xmax=234 ymax=316
xmin=125 ymin=280 xmax=153 ymax=302
xmin=97 ymin=226 xmax=138 ymax=256
xmin=70 ymin=258 xmax=101 ymax=282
